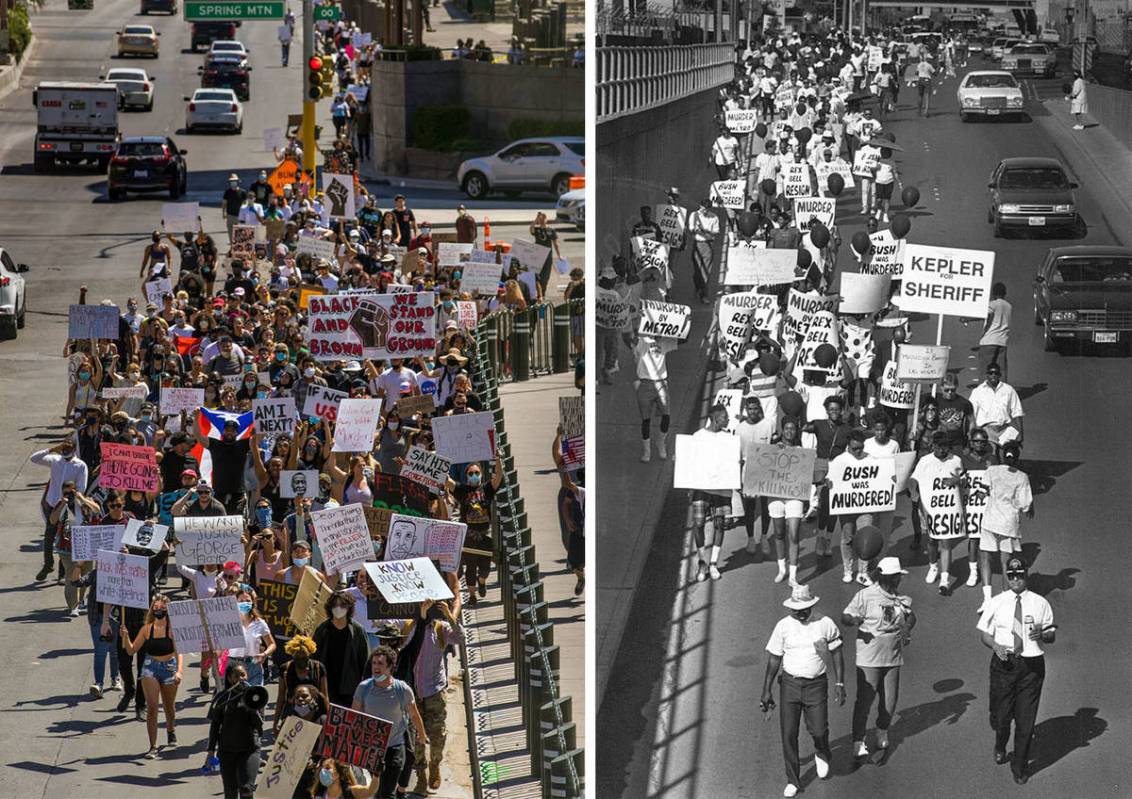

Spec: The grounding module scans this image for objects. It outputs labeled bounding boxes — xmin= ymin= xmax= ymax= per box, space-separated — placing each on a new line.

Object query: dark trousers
xmin=117 ymin=614 xmax=147 ymax=709
xmin=741 ymin=495 xmax=769 ymax=540
xmin=377 ymin=743 xmax=407 ymax=798
xmin=779 ymin=672 xmax=831 ymax=786
xmin=852 ymin=665 xmax=901 ymax=740
xmin=219 ymin=748 xmax=261 ymax=799
xmin=714 ymin=163 xmax=731 ymax=180
xmin=990 ymin=654 xmax=1045 ymax=777
xmin=43 ymin=519 xmax=56 ymax=569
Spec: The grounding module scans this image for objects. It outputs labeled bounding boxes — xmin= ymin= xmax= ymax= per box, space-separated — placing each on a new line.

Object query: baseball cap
xmin=180 ymin=468 xmax=198 ymax=479
xmin=876 ymin=557 xmax=908 ymax=576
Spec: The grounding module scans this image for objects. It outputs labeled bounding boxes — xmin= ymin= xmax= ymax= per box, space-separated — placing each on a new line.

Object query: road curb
xmin=0 ymin=32 xmax=39 ymax=103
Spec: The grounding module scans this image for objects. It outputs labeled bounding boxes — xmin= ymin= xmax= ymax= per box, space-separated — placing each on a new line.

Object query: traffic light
xmin=307 ymin=55 xmax=324 ymax=100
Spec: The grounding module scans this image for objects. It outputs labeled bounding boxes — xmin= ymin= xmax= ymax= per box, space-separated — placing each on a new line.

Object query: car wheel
xmin=236 ymin=122 xmax=243 ymax=134
xmin=551 ymin=173 xmax=571 ymax=197
xmin=97 ymin=157 xmax=111 ymax=173
xmin=146 ymin=99 xmax=154 ymax=112
xmin=0 ymin=315 xmax=16 ymax=341
xmin=960 ymin=112 xmax=970 ymax=122
xmin=462 ymin=171 xmax=488 ymax=200
xmin=33 ymin=155 xmax=51 ymax=174
xmin=108 ymin=187 xmax=122 ymax=201
xmin=1042 ymin=323 xmax=1060 ymax=353
xmin=992 ymin=222 xmax=1003 ymax=238
xmin=17 ymin=293 xmax=26 ymax=329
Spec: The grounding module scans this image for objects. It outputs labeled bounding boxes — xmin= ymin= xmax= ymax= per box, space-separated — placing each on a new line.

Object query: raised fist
xmin=324 ymin=178 xmax=350 ymax=218
xmin=348 ymin=297 xmax=389 ymax=350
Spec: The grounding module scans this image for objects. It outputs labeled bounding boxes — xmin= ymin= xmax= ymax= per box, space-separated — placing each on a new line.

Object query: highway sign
xmin=183 ymin=1 xmax=285 ymax=20
xmin=313 ymin=4 xmax=341 ymax=21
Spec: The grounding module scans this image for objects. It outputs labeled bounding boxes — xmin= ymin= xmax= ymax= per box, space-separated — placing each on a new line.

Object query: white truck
xmin=33 ymin=82 xmax=120 ymax=173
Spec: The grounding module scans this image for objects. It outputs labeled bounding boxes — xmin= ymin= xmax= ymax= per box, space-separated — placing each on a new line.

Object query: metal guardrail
xmin=478 ymin=301 xmax=580 ymax=384
xmin=596 ymin=42 xmax=735 ymax=122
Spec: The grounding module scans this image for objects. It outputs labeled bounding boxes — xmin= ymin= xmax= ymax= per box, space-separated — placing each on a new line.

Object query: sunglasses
xmin=1005 ymin=571 xmax=1026 ymax=579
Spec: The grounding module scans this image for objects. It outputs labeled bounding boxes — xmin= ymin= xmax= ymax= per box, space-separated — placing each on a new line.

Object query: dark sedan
xmin=108 ymin=136 xmax=187 ymax=200
xmin=199 ymin=57 xmax=251 ymax=101
xmin=1033 ymin=245 xmax=1132 ymax=352
xmin=987 ymin=157 xmax=1080 ymax=237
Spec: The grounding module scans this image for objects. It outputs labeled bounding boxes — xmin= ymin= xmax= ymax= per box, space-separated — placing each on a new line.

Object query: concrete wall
xmin=1085 ymin=82 xmax=1132 ymax=150
xmin=595 ymin=86 xmax=721 ymax=263
xmin=368 ymin=59 xmax=584 ymax=178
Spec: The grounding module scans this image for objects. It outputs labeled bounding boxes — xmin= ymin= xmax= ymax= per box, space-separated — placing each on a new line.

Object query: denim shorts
xmin=141 ymin=656 xmax=178 ymax=685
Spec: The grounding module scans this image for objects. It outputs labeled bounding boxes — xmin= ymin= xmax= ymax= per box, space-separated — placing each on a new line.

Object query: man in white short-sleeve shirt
xmin=969 ymin=363 xmax=1024 ymax=447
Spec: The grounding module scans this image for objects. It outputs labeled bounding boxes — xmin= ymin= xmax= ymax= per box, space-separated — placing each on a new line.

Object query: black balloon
xmin=827 ymin=173 xmax=845 ymax=196
xmin=891 ymin=214 xmax=911 ymax=238
xmin=851 ymin=230 xmax=871 ymax=255
xmin=760 ymin=178 xmax=777 ymax=196
xmin=755 ymin=122 xmax=768 ymax=138
xmin=737 ymin=211 xmax=760 ymax=237
xmin=798 ymin=249 xmax=813 ymax=269
xmin=796 ymin=127 xmax=812 ymax=144
xmin=902 ymin=186 xmax=920 ymax=208
xmin=810 ymin=226 xmax=830 ymax=249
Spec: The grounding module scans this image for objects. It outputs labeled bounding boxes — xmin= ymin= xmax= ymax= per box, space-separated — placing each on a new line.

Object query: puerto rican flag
xmin=192 ymin=407 xmax=254 ymax=484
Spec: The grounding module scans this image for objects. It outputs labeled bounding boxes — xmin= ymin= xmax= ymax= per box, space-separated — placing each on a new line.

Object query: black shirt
xmin=160 ymin=449 xmax=200 ymax=493
xmin=394 ymin=207 xmax=415 ymax=246
xmin=208 ymin=438 xmax=251 ymax=496
xmin=223 ymin=188 xmax=244 ymax=216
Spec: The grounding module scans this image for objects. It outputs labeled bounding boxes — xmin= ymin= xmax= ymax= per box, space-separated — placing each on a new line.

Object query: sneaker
xmin=573 ymin=576 xmax=584 ymax=596
xmin=89 ymin=684 xmax=103 ymax=699
xmin=783 ymin=785 xmax=799 ymax=798
xmin=854 ymin=740 xmax=869 ymax=758
xmin=69 ymin=607 xmax=81 ymax=618
xmin=708 ymin=564 xmax=722 ymax=581
xmin=882 ymin=213 xmax=890 ymax=223
xmin=144 ymin=747 xmax=158 ymax=760
xmin=746 ymin=538 xmax=759 ymax=555
xmin=1073 ymin=124 xmax=1085 ymax=130
xmin=657 ymin=438 xmax=668 ymax=460
xmin=774 ymin=566 xmax=787 ymax=583
xmin=966 ymin=570 xmax=979 ymax=587
xmin=167 ymin=729 xmax=177 ymax=746
xmin=857 ymin=573 xmax=873 ymax=587
xmin=200 ymin=676 xmax=209 ymax=693
xmin=843 ymin=569 xmax=854 ymax=584
xmin=925 ymin=563 xmax=939 ymax=584
xmin=877 ymin=730 xmax=889 ymax=750
xmin=695 ymin=561 xmax=709 ymax=582
xmin=78 ymin=597 xmax=87 ymax=611
xmin=976 ymin=600 xmax=988 ymax=615
xmin=814 ymin=753 xmax=830 ymax=779
xmin=110 ymin=677 xmax=123 ymax=692
xmin=939 ymin=580 xmax=952 ymax=597
xmin=640 ymin=441 xmax=651 ymax=463
xmin=35 ymin=565 xmax=51 ymax=582
xmin=116 ymin=694 xmax=132 ymax=713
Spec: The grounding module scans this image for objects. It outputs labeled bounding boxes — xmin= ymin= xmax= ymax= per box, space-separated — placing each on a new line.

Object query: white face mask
xmin=331 ymin=606 xmax=349 ymax=619
xmin=303 ymin=367 xmax=315 ymax=378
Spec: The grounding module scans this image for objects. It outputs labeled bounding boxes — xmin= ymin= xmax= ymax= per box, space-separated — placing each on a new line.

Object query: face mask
xmin=152 ymin=610 xmax=167 ymax=619
xmin=129 ymin=371 xmax=141 ymax=380
xmin=256 ymin=391 xmax=267 ymax=399
xmin=275 ymin=353 xmax=287 ymax=362
xmin=63 ymin=450 xmax=76 ymax=460
xmin=294 ymin=703 xmax=312 ymax=716
xmin=141 ymin=413 xmax=152 ymax=421
xmin=293 ymin=557 xmax=310 ymax=567
xmin=442 ymin=300 xmax=454 ymax=309
xmin=244 ymin=377 xmax=256 ymax=386
xmin=78 ymin=371 xmax=91 ymax=380
xmin=237 ymin=602 xmax=253 ymax=615
xmin=319 ymin=769 xmax=334 ymax=788
xmin=387 ymin=422 xmax=399 ymax=431
xmin=362 ymin=468 xmax=374 ymax=480
xmin=256 ymin=507 xmax=272 ymax=527
xmin=331 ymin=606 xmax=349 ymax=619
xmin=421 ymin=227 xmax=431 ymax=235
xmin=303 ymin=367 xmax=315 ymax=378
xmin=374 ymin=671 xmax=392 ymax=684
xmin=468 ymin=474 xmax=482 ymax=486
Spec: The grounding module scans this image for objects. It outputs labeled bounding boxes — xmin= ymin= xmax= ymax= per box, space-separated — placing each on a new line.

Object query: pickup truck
xmin=33 ymin=82 xmax=120 ymax=172
xmin=1034 ymin=245 xmax=1132 ymax=353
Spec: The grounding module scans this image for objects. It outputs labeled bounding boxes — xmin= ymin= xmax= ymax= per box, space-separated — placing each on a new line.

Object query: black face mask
xmin=152 ymin=610 xmax=167 ymax=619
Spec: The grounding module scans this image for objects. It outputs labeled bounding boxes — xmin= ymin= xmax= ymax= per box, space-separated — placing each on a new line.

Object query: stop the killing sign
xmin=895 ymin=244 xmax=995 ymax=319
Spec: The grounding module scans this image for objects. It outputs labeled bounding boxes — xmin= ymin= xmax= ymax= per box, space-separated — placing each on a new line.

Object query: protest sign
xmin=839 ymin=272 xmax=891 ymax=315
xmin=784 ymin=289 xmax=838 ymax=340
xmin=365 ymin=557 xmax=454 ymax=604
xmin=256 ymin=580 xmax=299 ymax=639
xmin=101 ymin=384 xmax=148 ymax=400
xmin=725 ymin=244 xmax=796 ymax=286
xmin=655 ymin=204 xmax=688 ymax=249
xmin=816 ymin=160 xmax=855 ymax=191
xmin=638 ymin=299 xmax=691 ymax=340
xmin=296 ymin=236 xmax=336 ymax=263
xmin=878 ymin=358 xmax=915 ymax=409
xmin=372 ymin=472 xmax=431 ymax=516
xmin=508 ymin=238 xmax=552 ymax=273
xmin=853 ymin=146 xmax=881 ymax=177
xmin=895 ymin=244 xmax=995 ymax=319
xmin=672 ymin=433 xmax=741 ymax=491
xmin=897 ymin=344 xmax=951 ymax=382
xmin=262 ymin=127 xmax=285 ymax=153
xmin=144 ymin=276 xmax=173 ymax=307
xmin=395 ymin=394 xmax=437 ymax=419
xmin=893 ymin=451 xmax=917 ymax=493
xmin=717 ymin=291 xmax=779 ymax=359
xmin=303 ymin=385 xmax=348 ymax=421
xmin=829 ymin=456 xmax=897 ymax=515
xmin=515 ymin=270 xmax=538 ymax=299
xmin=632 ymin=237 xmax=669 ymax=275
xmin=437 ymin=242 xmax=473 ymax=266
xmin=724 ymin=108 xmax=758 ymax=133
xmin=121 ymin=518 xmax=167 ymax=553
xmin=68 ymin=304 xmax=119 ymax=340
xmin=308 ymin=292 xmax=437 ymax=362
xmin=459 ymin=262 xmax=502 ymax=295
xmin=167 ymin=595 xmax=246 ymax=652
xmin=174 ymin=515 xmax=244 ymax=564
xmin=867 ymin=44 xmax=884 ymax=70
xmin=96 ymin=550 xmax=150 ymax=610
xmin=253 ymin=397 xmax=296 ymax=436
xmin=456 ymin=301 xmax=477 ymax=329
xmin=331 ymin=398 xmax=382 ymax=453
xmin=559 ymin=396 xmax=584 ymax=439
xmin=310 ymin=503 xmax=372 ymax=574
xmin=297 ymin=284 xmax=328 ymax=310
xmin=318 ymin=704 xmax=393 ymax=774
xmin=963 ymin=470 xmax=990 ymax=537
xmin=596 ymin=287 xmax=630 ymax=330
xmin=367 ymin=594 xmax=417 ymax=619
xmin=468 ymin=248 xmax=499 ymax=264
xmin=793 ymin=196 xmax=837 ymax=233
xmin=742 ymin=443 xmax=817 ymax=501
xmin=861 ymin=229 xmax=905 ymax=275
xmin=432 ymin=412 xmax=495 ymax=463
xmin=384 ymin=514 xmax=468 ymax=573
xmin=257 ymin=716 xmax=322 ymax=799
xmin=161 ymin=202 xmax=200 ymax=234
xmin=99 ymin=442 xmax=159 ymax=492
xmin=290 ymin=568 xmax=333 ymax=636
xmin=71 ymin=525 xmax=123 ymax=562
xmin=267 ymin=159 xmax=299 ymax=197
xmin=783 ymin=162 xmax=813 ymax=198
xmin=320 ymin=172 xmax=356 ymax=221
xmin=159 ymin=386 xmax=204 ymax=416
xmin=399 ymin=446 xmax=451 ymax=494
xmin=280 ymin=470 xmax=319 ymax=499
xmin=796 ymin=310 xmax=841 ymax=379
xmin=710 ymin=180 xmax=746 ymax=209
xmin=231 ymin=225 xmax=256 ymax=260
xmin=920 ymin=474 xmax=966 ymax=537
xmin=712 ymin=388 xmax=743 ymax=433
xmin=363 ymin=505 xmax=394 ymax=541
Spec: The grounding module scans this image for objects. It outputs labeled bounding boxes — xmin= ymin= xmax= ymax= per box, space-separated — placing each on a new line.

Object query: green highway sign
xmin=313 ymin=4 xmax=340 ymax=21
xmin=183 ymin=1 xmax=285 ymax=20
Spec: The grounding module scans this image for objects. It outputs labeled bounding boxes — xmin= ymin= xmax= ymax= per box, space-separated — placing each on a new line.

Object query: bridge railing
xmin=596 ymin=42 xmax=735 ymax=122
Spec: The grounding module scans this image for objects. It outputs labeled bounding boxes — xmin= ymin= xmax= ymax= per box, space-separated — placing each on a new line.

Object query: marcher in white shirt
xmin=737 ymin=396 xmax=777 ymax=562
xmin=688 ymin=198 xmax=720 ymax=304
xmin=711 ymin=128 xmax=740 ymax=180
xmin=976 ymin=441 xmax=1034 ymax=610
xmin=968 ymin=363 xmax=1023 ymax=447
xmin=633 ymin=334 xmax=677 ymax=463
xmin=30 ymin=440 xmax=89 ymax=582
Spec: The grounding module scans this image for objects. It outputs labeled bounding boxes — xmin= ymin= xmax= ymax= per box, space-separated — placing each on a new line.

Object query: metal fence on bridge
xmin=596 ymin=42 xmax=735 ymax=122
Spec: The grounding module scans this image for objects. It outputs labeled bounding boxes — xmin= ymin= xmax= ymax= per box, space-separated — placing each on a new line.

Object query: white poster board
xmin=828 ymin=456 xmax=897 ymax=515
xmin=638 ymin=299 xmax=691 ymax=340
xmin=839 ymin=272 xmax=891 ymax=315
xmin=458 ymin=262 xmax=502 ymax=295
xmin=303 ymin=385 xmax=348 ymax=422
xmin=281 ymin=470 xmax=319 ymax=498
xmin=655 ymin=204 xmax=688 ymax=249
xmin=71 ymin=525 xmax=124 ymax=562
xmin=897 ymin=344 xmax=951 ymax=382
xmin=174 ymin=515 xmax=245 ymax=564
xmin=257 ymin=716 xmax=323 ymax=799
xmin=384 ymin=514 xmax=468 ymax=573
xmin=710 ymin=180 xmax=746 ymax=210
xmin=631 ymin=237 xmax=669 ymax=274
xmin=320 ymin=172 xmax=356 ymax=221
xmin=167 ymin=595 xmax=247 ymax=652
xmin=162 ymin=202 xmax=200 ymax=234
xmin=331 ymin=398 xmax=382 ymax=453
xmin=297 ymin=236 xmax=336 ymax=263
xmin=253 ymin=397 xmax=296 ymax=436
xmin=725 ymin=245 xmax=796 ymax=286
xmin=793 ymin=196 xmax=836 ymax=233
xmin=508 ymin=238 xmax=552 ymax=273
xmin=310 ymin=503 xmax=373 ymax=574
xmin=160 ymin=387 xmax=204 ymax=416
xmin=144 ymin=277 xmax=174 ymax=307
xmin=672 ymin=433 xmax=741 ymax=491
xmin=398 ymin=446 xmax=452 ymax=494
xmin=431 ymin=412 xmax=495 ymax=464
xmin=894 ymin=245 xmax=995 ymax=319
xmin=365 ymin=557 xmax=454 ymax=604
xmin=96 ymin=550 xmax=150 ymax=610
xmin=121 ymin=518 xmax=167 ymax=553
xmin=262 ymin=127 xmax=285 ymax=153
xmin=862 ymin=229 xmax=905 ymax=275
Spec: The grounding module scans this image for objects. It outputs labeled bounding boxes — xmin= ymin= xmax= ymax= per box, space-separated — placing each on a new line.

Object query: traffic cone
xmin=484 ymin=216 xmax=492 ymax=248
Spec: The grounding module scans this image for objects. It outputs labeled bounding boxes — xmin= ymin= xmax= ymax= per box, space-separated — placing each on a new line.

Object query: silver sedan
xmin=184 ymin=88 xmax=243 ymax=134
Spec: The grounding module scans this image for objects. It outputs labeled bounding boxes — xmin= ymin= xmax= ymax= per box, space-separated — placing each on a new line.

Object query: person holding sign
xmin=632 ymin=333 xmax=677 ymax=463
xmin=766 ymin=419 xmax=810 ymax=587
xmin=447 ymin=453 xmax=504 ymax=605
xmin=120 ymin=593 xmax=183 ymax=759
xmin=825 ymin=431 xmax=881 ymax=586
xmin=908 ymin=431 xmax=967 ymax=596
xmin=228 ymin=587 xmax=276 ymax=687
xmin=711 ymin=126 xmax=741 ymax=180
xmin=737 ymin=396 xmax=776 ymax=561
xmin=352 ymin=646 xmax=429 ymax=798
xmin=960 ymin=431 xmax=999 ymax=592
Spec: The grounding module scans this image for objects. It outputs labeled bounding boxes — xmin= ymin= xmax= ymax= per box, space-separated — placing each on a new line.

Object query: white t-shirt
xmin=980 ymin=298 xmax=1012 ymax=347
xmin=765 ymin=614 xmax=843 ymax=679
xmin=863 ymin=436 xmax=900 ymax=458
xmin=634 ymin=337 xmax=676 ymax=381
xmin=228 ymin=617 xmax=271 ymax=659
xmin=372 ymin=366 xmax=421 ymax=413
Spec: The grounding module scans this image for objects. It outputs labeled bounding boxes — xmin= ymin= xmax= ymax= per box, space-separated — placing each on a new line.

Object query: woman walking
xmin=977 ymin=442 xmax=1034 ymax=612
xmin=228 ymin=587 xmax=276 ymax=687
xmin=120 ymin=593 xmax=183 ymax=758
xmin=207 ymin=662 xmax=265 ymax=799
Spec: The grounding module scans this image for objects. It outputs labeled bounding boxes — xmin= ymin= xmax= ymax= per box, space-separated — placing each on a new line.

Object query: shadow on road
xmin=1023 ymin=458 xmax=1083 ymax=496
xmin=1028 ymin=707 xmax=1107 ymax=776
xmin=1026 ymin=567 xmax=1080 ymax=597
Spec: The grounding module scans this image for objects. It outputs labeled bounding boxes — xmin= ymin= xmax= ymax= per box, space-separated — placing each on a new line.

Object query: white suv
xmin=0 ymin=248 xmax=29 ymax=340
xmin=458 ymin=137 xmax=584 ymax=200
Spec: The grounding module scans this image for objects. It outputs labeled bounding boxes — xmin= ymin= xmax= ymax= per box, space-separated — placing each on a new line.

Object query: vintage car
xmin=1034 ymin=246 xmax=1132 ymax=352
xmin=1001 ymin=42 xmax=1056 ymax=77
xmin=958 ymin=70 xmax=1025 ymax=121
xmin=987 ymin=157 xmax=1079 ymax=236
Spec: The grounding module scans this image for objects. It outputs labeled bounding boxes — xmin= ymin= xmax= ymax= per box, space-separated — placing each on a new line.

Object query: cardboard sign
xmin=673 ymin=432 xmax=741 ymax=491
xmin=508 ymin=238 xmax=552 ymax=273
xmin=162 ymin=202 xmax=200 ymax=234
xmin=367 ymin=594 xmax=417 ymax=619
xmin=303 ymin=385 xmax=348 ymax=421
xmin=459 ymin=262 xmax=502 ymax=295
xmin=783 ymin=162 xmax=813 ymax=198
xmin=331 ymin=398 xmax=382 ymax=453
xmin=71 ymin=525 xmax=124 ymax=562
xmin=852 ymin=146 xmax=881 ymax=178
xmin=432 ymin=412 xmax=495 ymax=464
xmin=363 ymin=505 xmax=394 ymax=540
xmin=318 ymin=704 xmax=393 ymax=775
xmin=371 ymin=472 xmax=431 ymax=516
xmin=297 ymin=236 xmax=336 ymax=263
xmin=710 ymin=180 xmax=746 ymax=210
xmin=456 ymin=301 xmax=477 ymax=329
xmin=96 ymin=550 xmax=150 ymax=610
xmin=895 ymin=244 xmax=995 ymax=319
xmin=437 ymin=242 xmax=473 ymax=267
xmin=258 ymin=716 xmax=323 ymax=799
xmin=725 ymin=244 xmax=795 ymax=286
xmin=396 ymin=394 xmax=438 ymax=419
xmin=297 ymin=284 xmax=328 ymax=310
xmin=793 ymin=196 xmax=836 ymax=233
xmin=167 ymin=595 xmax=246 ymax=652
xmin=638 ymin=299 xmax=691 ymax=340
xmin=253 ymin=397 xmax=296 ymax=436
xmin=796 ymin=310 xmax=841 ymax=379
xmin=595 ymin=288 xmax=630 ymax=330
xmin=290 ymin=567 xmax=334 ymax=636
xmin=712 ymin=388 xmax=743 ymax=433
xmin=308 ymin=292 xmax=437 ymax=362
xmin=816 ymin=160 xmax=856 ymax=191
xmin=879 ymin=358 xmax=915 ymax=409
xmin=784 ymin=289 xmax=838 ymax=340
xmin=828 ymin=455 xmax=897 ymax=515
xmin=384 ymin=514 xmax=468 ymax=572
xmin=160 ymin=387 xmax=204 ymax=416
xmin=918 ymin=471 xmax=966 ymax=538
xmin=742 ymin=443 xmax=816 ymax=500
xmin=101 ymin=384 xmax=149 ymax=400
xmin=862 ymin=229 xmax=905 ymax=275
xmin=559 ymin=396 xmax=584 ymax=439
xmin=281 ymin=470 xmax=319 ymax=499
xmin=262 ymin=127 xmax=285 ymax=153
xmin=897 ymin=344 xmax=951 ymax=382
xmin=656 ymin=204 xmax=688 ymax=249
xmin=399 ymin=446 xmax=451 ymax=494
xmin=231 ymin=225 xmax=256 ymax=261
xmin=256 ymin=580 xmax=299 ymax=639
xmin=365 ymin=557 xmax=454 ymax=604
xmin=839 ymin=272 xmax=891 ymax=315
xmin=320 ymin=172 xmax=356 ymax=221
xmin=68 ymin=304 xmax=119 ymax=340
xmin=310 ymin=503 xmax=372 ymax=575
xmin=725 ymin=108 xmax=758 ymax=133
xmin=99 ymin=443 xmax=159 ymax=493
xmin=144 ymin=277 xmax=174 ymax=307
xmin=632 ymin=237 xmax=669 ymax=275
xmin=717 ymin=291 xmax=779 ymax=359
xmin=121 ymin=518 xmax=167 ymax=553
xmin=174 ymin=516 xmax=244 ymax=565
xmin=963 ymin=470 xmax=990 ymax=536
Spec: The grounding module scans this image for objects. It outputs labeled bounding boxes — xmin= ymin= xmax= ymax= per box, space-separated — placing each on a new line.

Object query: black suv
xmin=141 ymin=0 xmax=177 ymax=13
xmin=199 ymin=58 xmax=252 ymax=101
xmin=108 ymin=136 xmax=188 ymax=200
xmin=190 ymin=20 xmax=238 ymax=52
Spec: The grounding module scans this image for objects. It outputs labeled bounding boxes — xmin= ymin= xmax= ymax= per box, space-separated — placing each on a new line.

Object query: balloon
xmin=760 ymin=179 xmax=777 ymax=196
xmin=890 ymin=214 xmax=911 ymax=239
xmin=755 ymin=122 xmax=768 ymax=138
xmin=737 ymin=211 xmax=760 ymax=237
xmin=853 ymin=525 xmax=885 ymax=561
xmin=780 ymin=390 xmax=805 ymax=419
xmin=796 ymin=127 xmax=812 ymax=144
xmin=879 ymin=130 xmax=896 ymax=143
xmin=1061 ymin=82 xmax=1072 ymax=95
xmin=795 ymin=102 xmax=807 ymax=116
xmin=901 ymin=186 xmax=920 ymax=208
xmin=810 ymin=225 xmax=830 ymax=249
xmin=797 ymin=248 xmax=813 ymax=270
xmin=758 ymin=351 xmax=780 ymax=376
xmin=851 ymin=231 xmax=871 ymax=256
xmin=892 ymin=326 xmax=907 ymax=344
xmin=827 ymin=172 xmax=845 ymax=197
xmin=814 ymin=342 xmax=839 ymax=368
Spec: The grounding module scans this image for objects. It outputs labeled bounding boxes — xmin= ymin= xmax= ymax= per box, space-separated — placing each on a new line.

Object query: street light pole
xmin=302 ymin=0 xmax=317 ymax=176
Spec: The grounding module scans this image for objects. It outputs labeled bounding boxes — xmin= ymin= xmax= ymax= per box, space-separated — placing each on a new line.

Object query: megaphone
xmin=241 ymin=684 xmax=270 ymax=711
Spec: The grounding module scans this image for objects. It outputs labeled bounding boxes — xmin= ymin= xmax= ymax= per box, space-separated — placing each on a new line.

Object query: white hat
xmin=877 ymin=557 xmax=908 ymax=576
xmin=783 ymin=585 xmax=820 ymax=610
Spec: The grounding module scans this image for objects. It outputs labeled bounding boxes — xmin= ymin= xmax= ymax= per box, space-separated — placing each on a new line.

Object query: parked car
xmin=0 ymin=248 xmax=29 ymax=340
xmin=116 ymin=24 xmax=159 ymax=58
xmin=458 ymin=137 xmax=584 ymax=200
xmin=199 ymin=55 xmax=251 ymax=101
xmin=556 ymin=187 xmax=584 ymax=225
xmin=1001 ymin=42 xmax=1056 ymax=77
xmin=140 ymin=0 xmax=176 ymax=12
xmin=190 ymin=20 xmax=238 ymax=52
xmin=102 ymin=67 xmax=155 ymax=111
xmin=185 ymin=88 xmax=242 ymax=133
xmin=987 ymin=156 xmax=1079 ymax=237
xmin=1033 ymin=245 xmax=1132 ymax=352
xmin=108 ymin=135 xmax=187 ymax=200
xmin=957 ymin=70 xmax=1025 ymax=121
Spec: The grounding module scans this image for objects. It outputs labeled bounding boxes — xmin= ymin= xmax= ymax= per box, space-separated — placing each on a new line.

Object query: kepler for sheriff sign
xmin=895 ymin=244 xmax=995 ymax=319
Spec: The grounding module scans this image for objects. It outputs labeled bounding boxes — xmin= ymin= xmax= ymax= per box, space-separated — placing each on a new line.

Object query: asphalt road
xmin=0 ymin=2 xmax=581 ymax=795
xmin=597 ymin=63 xmax=1132 ymax=798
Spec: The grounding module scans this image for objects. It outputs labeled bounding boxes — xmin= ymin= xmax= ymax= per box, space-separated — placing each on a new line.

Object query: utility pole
xmin=302 ymin=0 xmax=317 ymax=177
